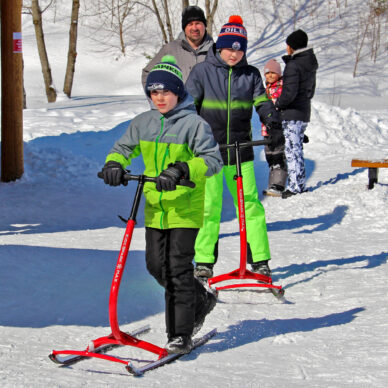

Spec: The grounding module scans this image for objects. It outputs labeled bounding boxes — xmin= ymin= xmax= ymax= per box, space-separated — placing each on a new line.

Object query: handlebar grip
xmin=178 ymin=179 xmax=196 ymax=188
xmin=98 ymin=171 xmax=195 ymax=188
xmin=218 ymin=139 xmax=269 ymax=150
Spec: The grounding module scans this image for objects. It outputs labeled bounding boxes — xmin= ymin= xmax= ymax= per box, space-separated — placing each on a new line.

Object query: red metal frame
xmin=50 ymin=175 xmax=168 ymax=367
xmin=207 ymin=141 xmax=283 ymax=293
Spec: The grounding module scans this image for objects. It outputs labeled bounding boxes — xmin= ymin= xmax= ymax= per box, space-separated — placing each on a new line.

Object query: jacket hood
xmin=205 ymin=43 xmax=248 ymax=68
xmin=178 ymin=31 xmax=214 ymax=54
xmin=282 ymin=47 xmax=318 ymax=73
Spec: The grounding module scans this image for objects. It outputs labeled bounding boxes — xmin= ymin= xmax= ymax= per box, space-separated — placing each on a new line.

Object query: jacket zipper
xmin=227 ymin=67 xmax=232 ymax=165
xmin=154 ymin=116 xmax=171 ymax=230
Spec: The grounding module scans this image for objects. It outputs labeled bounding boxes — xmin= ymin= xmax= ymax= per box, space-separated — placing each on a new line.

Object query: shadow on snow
xmin=189 ymin=307 xmax=365 ymax=357
xmin=0 ymin=245 xmax=163 ymax=328
xmin=272 ymin=251 xmax=388 ymax=287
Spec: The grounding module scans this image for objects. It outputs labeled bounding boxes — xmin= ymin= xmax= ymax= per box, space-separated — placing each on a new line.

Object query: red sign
xmin=13 ymin=32 xmax=22 ymax=53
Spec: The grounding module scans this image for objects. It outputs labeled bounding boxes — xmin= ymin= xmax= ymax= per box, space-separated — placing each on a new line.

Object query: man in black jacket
xmin=275 ymin=29 xmax=318 ymax=198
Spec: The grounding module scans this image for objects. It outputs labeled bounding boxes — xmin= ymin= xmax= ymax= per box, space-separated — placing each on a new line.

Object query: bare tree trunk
xmin=151 ymin=0 xmax=168 ymax=43
xmin=162 ymin=0 xmax=173 ymax=41
xmin=205 ymin=0 xmax=218 ymax=36
xmin=23 ymin=59 xmax=27 ymax=109
xmin=182 ymin=0 xmax=189 ymax=11
xmin=63 ymin=0 xmax=80 ymax=97
xmin=353 ymin=17 xmax=369 ymax=77
xmin=1 ymin=0 xmax=24 ymax=181
xmin=31 ymin=0 xmax=57 ymax=102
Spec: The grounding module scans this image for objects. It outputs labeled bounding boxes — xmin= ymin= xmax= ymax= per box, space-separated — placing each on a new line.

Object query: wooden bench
xmin=351 ymin=159 xmax=388 ymax=189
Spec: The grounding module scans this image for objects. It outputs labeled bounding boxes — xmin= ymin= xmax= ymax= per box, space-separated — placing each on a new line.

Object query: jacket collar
xmin=282 ymin=46 xmax=314 ymax=62
xmin=207 ymin=44 xmax=248 ymax=69
xmin=179 ymin=31 xmax=214 ymax=53
xmin=291 ymin=46 xmax=313 ymax=56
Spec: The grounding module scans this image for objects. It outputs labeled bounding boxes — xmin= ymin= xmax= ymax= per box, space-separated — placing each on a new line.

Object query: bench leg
xmin=368 ymin=167 xmax=378 ymax=189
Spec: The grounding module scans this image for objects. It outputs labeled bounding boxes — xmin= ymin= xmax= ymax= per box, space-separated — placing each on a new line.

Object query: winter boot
xmin=268 ymin=165 xmax=287 ymax=189
xmin=165 ymin=335 xmax=193 ymax=354
xmin=193 ymin=290 xmax=217 ymax=335
xmin=263 ymin=184 xmax=283 ymax=197
xmin=251 ymin=260 xmax=272 ymax=277
xmin=194 ymin=264 xmax=214 ymax=279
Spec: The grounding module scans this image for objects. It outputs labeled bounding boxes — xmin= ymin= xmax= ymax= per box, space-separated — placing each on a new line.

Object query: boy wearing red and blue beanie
xmin=186 ymin=16 xmax=283 ymax=280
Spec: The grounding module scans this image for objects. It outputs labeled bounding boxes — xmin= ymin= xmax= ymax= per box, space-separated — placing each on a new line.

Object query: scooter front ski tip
xmin=126 ymin=328 xmax=217 ymax=376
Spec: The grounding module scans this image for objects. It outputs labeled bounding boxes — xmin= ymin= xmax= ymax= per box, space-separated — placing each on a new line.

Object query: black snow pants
xmin=145 ymin=227 xmax=207 ymax=338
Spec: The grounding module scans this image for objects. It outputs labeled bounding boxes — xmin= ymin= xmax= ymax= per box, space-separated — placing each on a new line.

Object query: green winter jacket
xmin=105 ymin=94 xmax=223 ymax=230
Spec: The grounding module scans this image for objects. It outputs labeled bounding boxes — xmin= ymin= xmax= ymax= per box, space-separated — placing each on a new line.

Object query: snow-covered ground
xmin=1 ymin=1 xmax=388 ymax=387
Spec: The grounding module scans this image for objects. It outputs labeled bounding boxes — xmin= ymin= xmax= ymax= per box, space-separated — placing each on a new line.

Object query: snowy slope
xmin=1 ymin=1 xmax=388 ymax=387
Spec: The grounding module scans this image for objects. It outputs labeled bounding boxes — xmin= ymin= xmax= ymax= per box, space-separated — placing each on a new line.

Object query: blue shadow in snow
xmin=188 ymin=307 xmax=365 ymax=356
xmin=27 ymin=119 xmax=132 ymax=166
xmin=219 ymin=205 xmax=347 ymax=239
xmin=0 ymin=119 xmax=148 ymax=235
xmin=273 ymin=252 xmax=388 ymax=288
xmin=0 ymin=245 xmax=163 ymax=328
xmin=309 ymin=168 xmax=365 ymax=191
xmin=268 ymin=205 xmax=348 ymax=234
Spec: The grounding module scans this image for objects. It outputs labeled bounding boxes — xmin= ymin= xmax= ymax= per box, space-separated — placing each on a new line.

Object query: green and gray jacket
xmin=186 ymin=45 xmax=280 ymax=165
xmin=105 ymin=94 xmax=223 ymax=230
xmin=141 ymin=32 xmax=214 ymax=87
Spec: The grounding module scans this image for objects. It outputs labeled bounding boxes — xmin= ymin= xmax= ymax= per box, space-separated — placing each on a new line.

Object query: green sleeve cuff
xmin=105 ymin=152 xmax=131 ymax=169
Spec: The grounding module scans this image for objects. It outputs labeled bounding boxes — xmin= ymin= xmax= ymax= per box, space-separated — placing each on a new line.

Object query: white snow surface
xmin=1 ymin=2 xmax=388 ymax=387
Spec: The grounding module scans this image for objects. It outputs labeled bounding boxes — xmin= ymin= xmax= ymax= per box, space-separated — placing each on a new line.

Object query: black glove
xmin=266 ymin=121 xmax=285 ymax=150
xmin=303 ymin=134 xmax=309 ymax=144
xmin=102 ymin=161 xmax=126 ymax=186
xmin=156 ymin=162 xmax=189 ymax=192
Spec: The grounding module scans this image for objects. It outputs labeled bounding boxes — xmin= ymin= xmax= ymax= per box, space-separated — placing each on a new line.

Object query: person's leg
xmin=166 ymin=228 xmax=199 ymax=337
xmin=145 ymin=227 xmax=170 ymax=330
xmin=224 ymin=162 xmax=271 ymax=263
xmin=283 ymin=120 xmax=307 ymax=193
xmin=194 ymin=170 xmax=224 ymax=267
xmin=264 ymin=143 xmax=288 ymax=195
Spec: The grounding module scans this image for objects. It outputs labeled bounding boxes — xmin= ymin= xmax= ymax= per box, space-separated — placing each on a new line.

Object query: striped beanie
xmin=216 ymin=15 xmax=247 ymax=53
xmin=145 ymin=55 xmax=185 ymax=99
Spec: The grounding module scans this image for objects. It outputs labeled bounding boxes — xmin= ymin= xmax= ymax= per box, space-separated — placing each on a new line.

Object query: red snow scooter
xmin=49 ymin=171 xmax=216 ymax=376
xmin=207 ymin=140 xmax=284 ymax=298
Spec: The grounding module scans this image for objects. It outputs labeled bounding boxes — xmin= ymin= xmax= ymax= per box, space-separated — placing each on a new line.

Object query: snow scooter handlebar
xmin=218 ymin=139 xmax=269 ymax=151
xmin=97 ymin=171 xmax=196 ymax=189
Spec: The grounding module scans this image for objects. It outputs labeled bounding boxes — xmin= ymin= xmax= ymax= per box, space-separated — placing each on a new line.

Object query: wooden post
xmin=1 ymin=0 xmax=24 ymax=182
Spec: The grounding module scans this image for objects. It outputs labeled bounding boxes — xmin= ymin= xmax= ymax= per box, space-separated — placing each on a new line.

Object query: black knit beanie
xmin=182 ymin=6 xmax=207 ymax=31
xmin=286 ymin=29 xmax=308 ymax=50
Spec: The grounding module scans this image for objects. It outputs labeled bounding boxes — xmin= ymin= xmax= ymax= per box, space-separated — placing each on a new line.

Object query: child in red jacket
xmin=262 ymin=59 xmax=288 ymax=197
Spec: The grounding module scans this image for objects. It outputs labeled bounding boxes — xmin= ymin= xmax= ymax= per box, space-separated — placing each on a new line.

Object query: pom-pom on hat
xmin=145 ymin=55 xmax=185 ymax=99
xmin=216 ymin=15 xmax=248 ymax=53
xmin=264 ymin=59 xmax=282 ymax=76
xmin=182 ymin=6 xmax=207 ymax=31
xmin=286 ymin=29 xmax=308 ymax=50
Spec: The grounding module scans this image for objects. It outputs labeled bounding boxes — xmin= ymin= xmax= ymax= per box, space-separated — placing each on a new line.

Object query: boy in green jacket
xmin=102 ymin=56 xmax=223 ymax=354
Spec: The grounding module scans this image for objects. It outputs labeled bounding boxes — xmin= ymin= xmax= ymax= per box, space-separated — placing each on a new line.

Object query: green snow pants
xmin=194 ymin=161 xmax=271 ymax=265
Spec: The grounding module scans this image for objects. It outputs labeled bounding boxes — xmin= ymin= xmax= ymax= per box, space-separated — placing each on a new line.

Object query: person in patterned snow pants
xmin=283 ymin=120 xmax=308 ymax=194
xmin=274 ymin=29 xmax=318 ymax=199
